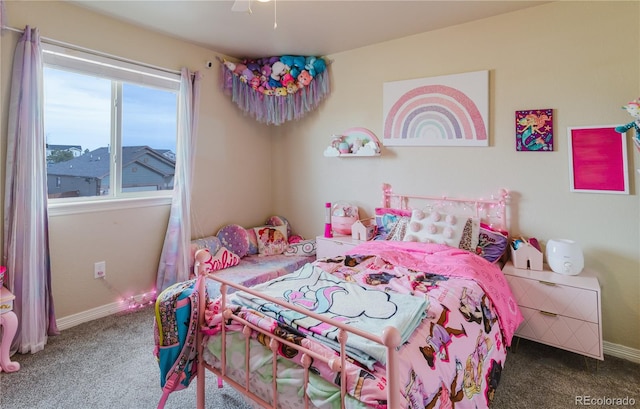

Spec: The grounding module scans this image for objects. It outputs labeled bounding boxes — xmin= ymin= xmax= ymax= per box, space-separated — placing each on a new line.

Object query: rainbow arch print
xmin=382 ymin=70 xmax=489 ymax=146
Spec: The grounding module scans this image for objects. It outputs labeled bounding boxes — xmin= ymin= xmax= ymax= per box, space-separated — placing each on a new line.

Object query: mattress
xmin=205 ymin=253 xmax=315 ymax=298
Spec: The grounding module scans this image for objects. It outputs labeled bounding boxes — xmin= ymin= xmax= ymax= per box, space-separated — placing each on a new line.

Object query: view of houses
xmin=46 ymin=145 xmax=176 ymax=198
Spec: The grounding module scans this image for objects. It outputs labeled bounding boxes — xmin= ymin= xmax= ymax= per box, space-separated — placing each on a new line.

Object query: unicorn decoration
xmin=615 ymin=98 xmax=640 ymax=142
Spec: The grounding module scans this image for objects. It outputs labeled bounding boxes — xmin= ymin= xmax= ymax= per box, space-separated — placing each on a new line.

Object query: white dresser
xmin=502 ymin=260 xmax=603 ymax=360
xmin=315 ymin=235 xmax=363 ymax=259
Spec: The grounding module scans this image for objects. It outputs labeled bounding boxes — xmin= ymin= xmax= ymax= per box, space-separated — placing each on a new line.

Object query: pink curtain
xmin=3 ymin=26 xmax=59 ymax=354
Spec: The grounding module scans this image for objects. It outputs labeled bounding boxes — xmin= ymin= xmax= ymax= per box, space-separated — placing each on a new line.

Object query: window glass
xmin=42 ymin=44 xmax=179 ymax=203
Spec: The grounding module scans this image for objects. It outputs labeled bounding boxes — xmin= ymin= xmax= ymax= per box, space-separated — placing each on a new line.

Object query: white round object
xmin=545 ymin=239 xmax=584 ymax=275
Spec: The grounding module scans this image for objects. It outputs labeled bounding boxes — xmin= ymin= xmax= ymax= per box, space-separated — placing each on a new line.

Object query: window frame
xmin=42 ymin=43 xmax=180 ymax=215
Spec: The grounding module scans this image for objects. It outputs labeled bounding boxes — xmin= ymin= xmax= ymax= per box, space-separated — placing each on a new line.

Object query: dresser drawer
xmin=516 ymin=306 xmax=602 ymax=359
xmin=506 ymin=275 xmax=598 ymax=324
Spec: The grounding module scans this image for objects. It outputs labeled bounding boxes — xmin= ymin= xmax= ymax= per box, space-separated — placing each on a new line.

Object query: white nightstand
xmin=502 ymin=260 xmax=603 ymax=361
xmin=315 ymin=235 xmax=363 ymax=259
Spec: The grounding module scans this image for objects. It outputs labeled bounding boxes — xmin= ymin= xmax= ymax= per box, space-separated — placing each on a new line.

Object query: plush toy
xmin=351 ymin=138 xmax=363 ymax=154
xmin=223 ymin=60 xmax=236 ymax=72
xmin=234 ymin=63 xmax=247 ymax=76
xmin=297 ymin=70 xmax=312 ymax=87
xmin=281 ymin=73 xmax=294 ymax=87
xmin=271 ymin=61 xmax=287 ymax=81
xmin=615 ymin=98 xmax=640 ymax=138
xmin=268 ymin=77 xmax=281 ymax=89
xmin=261 ymin=64 xmax=271 ymax=79
xmin=286 ymin=81 xmax=299 ymax=94
xmin=246 ymin=62 xmax=260 ymax=72
xmin=241 ymin=68 xmax=254 ymax=82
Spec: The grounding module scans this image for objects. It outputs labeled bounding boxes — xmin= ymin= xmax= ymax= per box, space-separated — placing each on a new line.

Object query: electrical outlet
xmin=94 ymin=261 xmax=106 ymax=279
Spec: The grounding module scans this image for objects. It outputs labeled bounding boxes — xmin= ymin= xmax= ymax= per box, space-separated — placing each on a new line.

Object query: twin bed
xmin=161 ymin=184 xmax=522 ymax=409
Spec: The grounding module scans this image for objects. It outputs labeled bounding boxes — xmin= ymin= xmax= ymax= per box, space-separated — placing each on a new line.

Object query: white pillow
xmin=403 ymin=209 xmax=478 ymax=250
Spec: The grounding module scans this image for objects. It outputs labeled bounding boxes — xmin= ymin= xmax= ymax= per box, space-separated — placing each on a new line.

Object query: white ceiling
xmin=71 ymin=0 xmax=548 ymax=59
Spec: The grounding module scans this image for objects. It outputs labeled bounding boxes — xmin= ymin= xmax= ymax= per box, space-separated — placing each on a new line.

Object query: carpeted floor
xmin=0 ymin=306 xmax=638 ymax=408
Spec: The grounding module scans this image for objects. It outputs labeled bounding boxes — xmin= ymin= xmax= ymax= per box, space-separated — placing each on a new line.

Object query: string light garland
xmin=99 ymin=278 xmax=157 ymax=310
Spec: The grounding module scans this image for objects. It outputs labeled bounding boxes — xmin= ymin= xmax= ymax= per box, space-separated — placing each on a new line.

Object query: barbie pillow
xmin=196 ymin=247 xmax=241 ymax=274
xmin=253 ymin=225 xmax=289 ymax=256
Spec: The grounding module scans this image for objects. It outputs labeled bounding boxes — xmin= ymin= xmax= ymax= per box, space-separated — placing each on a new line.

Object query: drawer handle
xmin=538 ymin=280 xmax=556 ymax=286
xmin=539 ymin=310 xmax=557 ymax=317
xmin=0 ymin=305 xmax=11 ymax=310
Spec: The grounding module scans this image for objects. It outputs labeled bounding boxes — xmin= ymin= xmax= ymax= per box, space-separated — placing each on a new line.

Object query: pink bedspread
xmin=204 ymin=241 xmax=523 ymax=408
xmin=345 ymin=241 xmax=523 ymax=345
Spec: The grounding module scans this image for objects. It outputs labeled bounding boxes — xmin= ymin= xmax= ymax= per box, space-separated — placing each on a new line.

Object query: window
xmin=43 ymin=44 xmax=179 ymax=207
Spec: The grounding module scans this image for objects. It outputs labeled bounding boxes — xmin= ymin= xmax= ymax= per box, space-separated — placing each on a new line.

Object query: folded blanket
xmin=233 ymin=263 xmax=428 ymax=369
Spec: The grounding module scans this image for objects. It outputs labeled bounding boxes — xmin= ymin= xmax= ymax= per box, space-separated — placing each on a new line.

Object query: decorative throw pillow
xmin=216 ymin=224 xmax=251 ymax=258
xmin=265 ymin=215 xmax=292 ymax=238
xmin=246 ymin=228 xmax=259 ymax=255
xmin=374 ymin=208 xmax=412 ymax=240
xmin=253 ymin=225 xmax=289 ymax=256
xmin=476 ymin=224 xmax=509 ymax=263
xmin=458 ymin=217 xmax=481 ymax=252
xmin=197 ymin=247 xmax=241 ymax=273
xmin=190 ymin=236 xmax=223 ymax=267
xmin=403 ymin=209 xmax=470 ymax=248
xmin=386 ymin=216 xmax=410 ymax=241
xmin=284 ymin=239 xmax=317 ymax=257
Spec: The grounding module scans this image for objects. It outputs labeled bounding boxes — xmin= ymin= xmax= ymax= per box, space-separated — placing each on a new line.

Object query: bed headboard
xmin=380 ymin=183 xmax=510 ymax=231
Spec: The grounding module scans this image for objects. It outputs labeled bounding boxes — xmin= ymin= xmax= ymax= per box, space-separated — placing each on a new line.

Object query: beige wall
xmin=1 ymin=1 xmax=274 ymax=318
xmin=1 ymin=1 xmax=638 ymax=352
xmin=274 ymin=1 xmax=640 ymax=350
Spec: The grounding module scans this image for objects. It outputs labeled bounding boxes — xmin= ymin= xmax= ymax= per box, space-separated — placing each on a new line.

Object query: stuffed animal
xmin=234 ymin=63 xmax=247 ymax=76
xmin=223 ymin=60 xmax=236 ymax=72
xmin=281 ymin=73 xmax=294 ymax=87
xmin=271 ymin=61 xmax=287 ymax=81
xmin=297 ymin=70 xmax=312 ymax=87
xmin=615 ymin=98 xmax=640 ymax=138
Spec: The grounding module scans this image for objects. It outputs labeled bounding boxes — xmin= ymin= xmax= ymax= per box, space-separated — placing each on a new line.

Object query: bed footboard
xmin=195 ymin=272 xmax=402 ymax=409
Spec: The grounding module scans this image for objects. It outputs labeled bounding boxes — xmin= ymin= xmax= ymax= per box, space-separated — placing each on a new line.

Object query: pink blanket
xmin=346 ymin=241 xmax=523 ymax=345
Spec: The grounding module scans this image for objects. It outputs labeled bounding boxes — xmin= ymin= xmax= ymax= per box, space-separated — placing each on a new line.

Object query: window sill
xmin=48 ymin=195 xmax=172 ymax=216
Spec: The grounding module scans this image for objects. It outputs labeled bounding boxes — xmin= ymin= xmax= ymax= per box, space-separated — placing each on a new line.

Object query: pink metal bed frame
xmin=195 ymin=183 xmax=510 ymax=409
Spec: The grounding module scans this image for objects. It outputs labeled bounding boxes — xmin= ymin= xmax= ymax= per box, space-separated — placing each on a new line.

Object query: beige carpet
xmin=0 ymin=306 xmax=637 ymax=408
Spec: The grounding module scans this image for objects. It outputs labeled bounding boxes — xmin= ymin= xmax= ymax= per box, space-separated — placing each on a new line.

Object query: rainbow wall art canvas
xmin=382 ymin=70 xmax=489 ymax=147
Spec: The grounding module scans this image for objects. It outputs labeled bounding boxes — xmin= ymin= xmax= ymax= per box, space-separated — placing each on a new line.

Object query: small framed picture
xmin=567 ymin=125 xmax=629 ymax=194
xmin=515 ymin=109 xmax=553 ymax=151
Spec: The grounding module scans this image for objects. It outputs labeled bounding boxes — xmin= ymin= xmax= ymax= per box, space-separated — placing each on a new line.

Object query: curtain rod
xmin=1 ymin=25 xmax=182 ymax=76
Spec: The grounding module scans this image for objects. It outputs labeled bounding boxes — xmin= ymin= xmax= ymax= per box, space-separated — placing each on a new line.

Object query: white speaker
xmin=545 ymin=239 xmax=584 ymax=275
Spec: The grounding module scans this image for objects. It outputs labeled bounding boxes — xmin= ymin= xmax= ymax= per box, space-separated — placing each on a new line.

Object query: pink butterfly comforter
xmin=205 ymin=241 xmax=523 ymax=408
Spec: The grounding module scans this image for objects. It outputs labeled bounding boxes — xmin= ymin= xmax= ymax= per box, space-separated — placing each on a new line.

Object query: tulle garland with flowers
xmin=219 ymin=58 xmax=330 ymax=126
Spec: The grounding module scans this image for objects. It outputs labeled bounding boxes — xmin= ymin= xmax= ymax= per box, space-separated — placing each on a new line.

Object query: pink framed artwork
xmin=515 ymin=109 xmax=553 ymax=151
xmin=567 ymin=125 xmax=629 ymax=194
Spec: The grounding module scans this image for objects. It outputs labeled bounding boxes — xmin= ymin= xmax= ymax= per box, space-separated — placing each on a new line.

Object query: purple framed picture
xmin=516 ymin=109 xmax=553 ymax=151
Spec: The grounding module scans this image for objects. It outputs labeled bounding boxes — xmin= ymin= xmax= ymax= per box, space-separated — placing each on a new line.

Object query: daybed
xmin=158 ymin=184 xmax=522 ymax=409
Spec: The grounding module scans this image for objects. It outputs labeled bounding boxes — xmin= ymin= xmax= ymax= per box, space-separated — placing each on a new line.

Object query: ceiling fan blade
xmin=231 ymin=0 xmax=252 ymax=13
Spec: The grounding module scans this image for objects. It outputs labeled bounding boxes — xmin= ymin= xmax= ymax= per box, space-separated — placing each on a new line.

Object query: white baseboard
xmin=56 ymin=300 xmax=640 ymax=365
xmin=603 ymin=341 xmax=640 ymax=364
xmin=56 ymin=294 xmax=153 ymax=331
